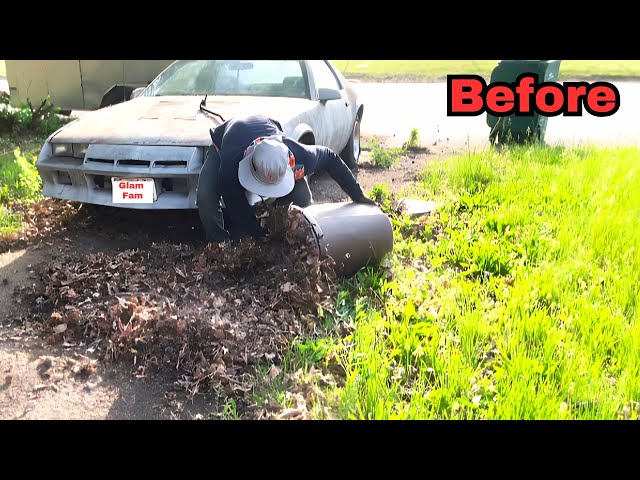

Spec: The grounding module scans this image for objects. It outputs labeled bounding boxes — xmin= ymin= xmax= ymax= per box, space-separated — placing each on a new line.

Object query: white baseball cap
xmin=238 ymin=135 xmax=295 ymax=198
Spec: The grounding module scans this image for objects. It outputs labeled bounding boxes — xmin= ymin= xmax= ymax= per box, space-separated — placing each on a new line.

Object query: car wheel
xmin=341 ymin=116 xmax=361 ymax=168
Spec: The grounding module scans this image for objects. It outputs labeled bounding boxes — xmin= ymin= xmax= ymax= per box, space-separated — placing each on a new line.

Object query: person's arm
xmin=222 ymin=186 xmax=269 ymax=238
xmin=197 ymin=147 xmax=230 ymax=243
xmin=306 ymin=145 xmax=374 ymax=203
xmin=209 ymin=120 xmax=228 ymax=152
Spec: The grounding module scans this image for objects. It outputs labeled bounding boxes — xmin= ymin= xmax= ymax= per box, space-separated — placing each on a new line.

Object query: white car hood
xmin=51 ymin=95 xmax=313 ymax=146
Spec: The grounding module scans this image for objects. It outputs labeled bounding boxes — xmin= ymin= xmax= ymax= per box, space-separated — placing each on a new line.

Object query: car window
xmin=149 ymin=60 xmax=210 ymax=96
xmin=145 ymin=60 xmax=308 ymax=98
xmin=308 ymin=60 xmax=341 ymax=91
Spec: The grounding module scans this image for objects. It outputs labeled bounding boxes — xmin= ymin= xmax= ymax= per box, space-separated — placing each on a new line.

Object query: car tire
xmin=341 ymin=116 xmax=361 ymax=168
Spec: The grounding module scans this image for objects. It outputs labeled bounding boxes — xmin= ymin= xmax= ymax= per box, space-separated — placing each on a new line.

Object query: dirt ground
xmin=0 ymin=211 xmax=220 ymax=419
xmin=0 ymin=143 xmax=436 ymax=420
xmin=311 ymin=143 xmax=434 ymax=202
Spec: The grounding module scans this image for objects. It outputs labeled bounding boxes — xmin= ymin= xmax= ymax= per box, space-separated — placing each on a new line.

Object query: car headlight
xmin=51 ymin=143 xmax=89 ymax=158
xmin=52 ymin=143 xmax=73 ymax=156
xmin=72 ymin=143 xmax=89 ymax=158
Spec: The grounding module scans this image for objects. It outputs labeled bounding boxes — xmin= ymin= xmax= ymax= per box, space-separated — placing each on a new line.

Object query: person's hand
xmin=255 ymin=226 xmax=271 ymax=242
xmin=207 ymin=229 xmax=230 ymax=244
xmin=355 ymin=195 xmax=378 ymax=206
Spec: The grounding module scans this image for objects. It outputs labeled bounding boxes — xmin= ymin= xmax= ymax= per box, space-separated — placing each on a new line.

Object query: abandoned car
xmin=36 ymin=60 xmax=364 ymax=209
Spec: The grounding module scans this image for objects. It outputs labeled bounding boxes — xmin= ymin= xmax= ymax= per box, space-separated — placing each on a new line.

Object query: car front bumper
xmin=36 ymin=143 xmax=205 ymax=209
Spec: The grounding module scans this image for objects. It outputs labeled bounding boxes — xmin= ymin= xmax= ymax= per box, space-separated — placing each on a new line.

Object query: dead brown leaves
xmin=19 ymin=205 xmax=339 ymax=404
xmin=0 ymin=199 xmax=82 ymax=253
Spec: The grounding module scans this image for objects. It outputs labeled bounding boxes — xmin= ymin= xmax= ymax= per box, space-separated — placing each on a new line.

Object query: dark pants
xmin=196 ymin=148 xmax=313 ymax=241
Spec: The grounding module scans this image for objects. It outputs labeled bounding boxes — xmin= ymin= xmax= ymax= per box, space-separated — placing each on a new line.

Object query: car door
xmin=306 ymin=60 xmax=351 ymax=152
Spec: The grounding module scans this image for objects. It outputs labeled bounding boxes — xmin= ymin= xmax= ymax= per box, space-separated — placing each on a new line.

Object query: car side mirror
xmin=130 ymin=87 xmax=146 ymax=100
xmin=317 ymin=88 xmax=341 ymax=103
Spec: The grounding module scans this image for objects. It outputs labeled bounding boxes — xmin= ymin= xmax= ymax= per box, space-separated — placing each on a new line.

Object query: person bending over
xmin=197 ymin=114 xmax=375 ymax=242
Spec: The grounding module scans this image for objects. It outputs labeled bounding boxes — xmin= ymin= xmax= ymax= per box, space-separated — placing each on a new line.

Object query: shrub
xmin=369 ymin=138 xmax=405 ymax=168
xmin=0 ymin=95 xmax=64 ymax=135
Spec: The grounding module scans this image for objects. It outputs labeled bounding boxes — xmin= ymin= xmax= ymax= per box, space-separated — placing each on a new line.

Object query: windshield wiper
xmin=199 ymin=95 xmax=225 ymax=122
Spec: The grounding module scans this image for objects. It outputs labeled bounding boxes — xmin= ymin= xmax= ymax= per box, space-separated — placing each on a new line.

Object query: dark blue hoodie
xmin=209 ymin=114 xmax=364 ymax=237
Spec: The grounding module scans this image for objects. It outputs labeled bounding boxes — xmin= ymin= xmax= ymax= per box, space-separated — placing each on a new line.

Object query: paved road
xmin=355 ymin=81 xmax=640 ymax=150
xmin=2 ymin=77 xmax=639 ymax=149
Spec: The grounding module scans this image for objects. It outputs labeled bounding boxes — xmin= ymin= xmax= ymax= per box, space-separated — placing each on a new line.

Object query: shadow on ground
xmin=0 ymin=330 xmax=222 ymax=419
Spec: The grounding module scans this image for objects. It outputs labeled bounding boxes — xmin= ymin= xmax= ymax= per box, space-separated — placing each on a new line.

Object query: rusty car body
xmin=35 ymin=60 xmax=363 ymax=209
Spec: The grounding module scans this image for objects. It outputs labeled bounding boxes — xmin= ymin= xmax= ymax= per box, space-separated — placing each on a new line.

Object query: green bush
xmin=0 ymin=94 xmax=64 ymax=135
xmin=369 ymin=138 xmax=405 ymax=168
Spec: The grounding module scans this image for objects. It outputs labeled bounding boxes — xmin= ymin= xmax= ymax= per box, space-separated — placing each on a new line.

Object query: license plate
xmin=112 ymin=177 xmax=157 ymax=204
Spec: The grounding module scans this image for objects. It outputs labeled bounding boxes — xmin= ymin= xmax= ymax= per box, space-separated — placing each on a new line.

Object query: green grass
xmin=0 ymin=204 xmax=22 ymax=234
xmin=0 ymin=131 xmax=47 ymax=157
xmin=332 ymin=60 xmax=640 ymax=81
xmin=0 ymin=132 xmax=46 ymax=235
xmin=259 ymin=144 xmax=640 ymax=419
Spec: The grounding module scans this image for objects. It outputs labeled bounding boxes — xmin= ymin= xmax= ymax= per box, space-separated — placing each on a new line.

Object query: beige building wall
xmin=5 ymin=60 xmax=173 ymax=110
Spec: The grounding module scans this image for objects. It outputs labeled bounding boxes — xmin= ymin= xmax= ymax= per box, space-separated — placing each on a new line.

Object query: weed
xmin=369 ymin=138 xmax=405 ymax=169
xmin=405 ymin=127 xmax=419 ymax=149
xmin=219 ymin=397 xmax=239 ymax=420
xmin=369 ymin=183 xmax=391 ymax=210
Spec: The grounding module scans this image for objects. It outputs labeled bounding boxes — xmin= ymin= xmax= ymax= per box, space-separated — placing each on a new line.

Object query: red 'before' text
xmin=447 ymin=74 xmax=620 ymax=117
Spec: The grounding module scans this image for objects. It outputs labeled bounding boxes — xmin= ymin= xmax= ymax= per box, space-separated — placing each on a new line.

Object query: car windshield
xmin=143 ymin=60 xmax=309 ymax=99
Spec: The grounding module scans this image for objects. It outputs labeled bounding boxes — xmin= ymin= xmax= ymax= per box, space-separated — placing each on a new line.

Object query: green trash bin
xmin=487 ymin=60 xmax=562 ymax=144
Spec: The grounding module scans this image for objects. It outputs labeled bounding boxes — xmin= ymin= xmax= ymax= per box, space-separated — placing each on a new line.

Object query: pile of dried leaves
xmin=0 ymin=199 xmax=83 ymax=253
xmin=18 ymin=205 xmax=338 ymax=408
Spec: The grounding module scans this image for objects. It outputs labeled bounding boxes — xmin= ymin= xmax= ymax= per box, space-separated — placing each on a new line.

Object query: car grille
xmin=153 ymin=160 xmax=187 ymax=167
xmin=117 ymin=159 xmax=150 ymax=167
xmin=86 ymin=158 xmax=115 ymax=165
xmin=85 ymin=158 xmax=187 ymax=168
